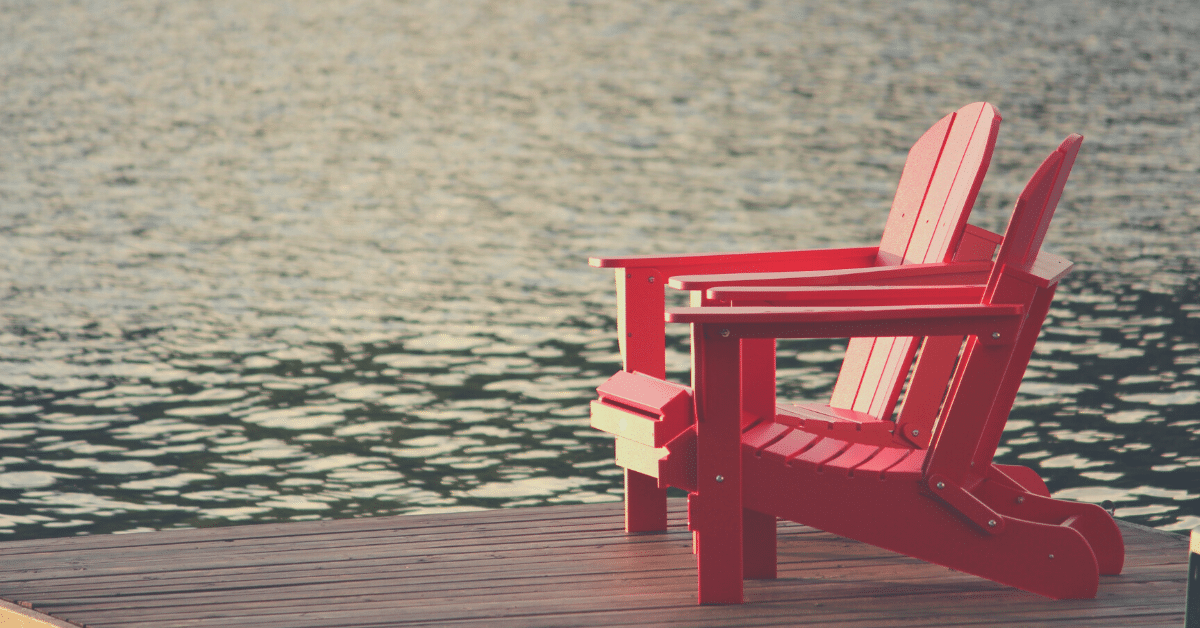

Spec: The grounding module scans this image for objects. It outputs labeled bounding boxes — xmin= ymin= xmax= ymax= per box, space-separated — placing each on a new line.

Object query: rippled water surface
xmin=1 ymin=0 xmax=1197 ymax=540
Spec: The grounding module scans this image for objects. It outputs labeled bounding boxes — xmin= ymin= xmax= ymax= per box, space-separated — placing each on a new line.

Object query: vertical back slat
xmin=828 ymin=337 xmax=876 ymax=409
xmin=865 ymin=337 xmax=921 ymax=419
xmin=876 ymin=113 xmax=955 ymax=265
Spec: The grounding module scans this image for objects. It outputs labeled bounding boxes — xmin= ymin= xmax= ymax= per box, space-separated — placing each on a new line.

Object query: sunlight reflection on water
xmin=0 ymin=0 xmax=1197 ymax=539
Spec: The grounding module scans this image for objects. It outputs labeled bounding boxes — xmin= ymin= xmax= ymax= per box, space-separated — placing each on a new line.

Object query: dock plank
xmin=0 ymin=501 xmax=1188 ymax=628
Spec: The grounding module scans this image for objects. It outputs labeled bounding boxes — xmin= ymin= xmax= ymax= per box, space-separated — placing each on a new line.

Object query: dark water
xmin=0 ymin=0 xmax=1196 ymax=540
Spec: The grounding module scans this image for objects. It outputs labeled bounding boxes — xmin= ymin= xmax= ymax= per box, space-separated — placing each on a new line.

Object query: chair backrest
xmin=829 ymin=102 xmax=1001 ymax=421
xmin=988 ymin=134 xmax=1082 ymax=284
xmin=926 ymin=134 xmax=1083 ymax=481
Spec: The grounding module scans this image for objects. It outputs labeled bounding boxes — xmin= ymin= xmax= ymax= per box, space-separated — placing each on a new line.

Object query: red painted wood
xmin=758 ymin=430 xmax=819 ymax=465
xmin=875 ymin=109 xmax=954 ymax=263
xmin=739 ymin=338 xmax=776 ymax=430
xmin=691 ymin=326 xmax=744 ymax=604
xmin=991 ymin=463 xmax=1050 ymax=497
xmin=597 ymin=103 xmax=1001 ymax=463
xmin=593 ymin=371 xmax=693 ymax=447
xmin=623 ymin=469 xmax=666 ymax=533
xmin=742 ymin=422 xmax=790 ymax=452
xmin=628 ymin=135 xmax=1123 ymax=602
xmin=904 ymin=102 xmax=999 ymax=264
xmin=894 ymin=334 xmax=964 ymax=448
xmin=741 ymin=449 xmax=1102 ymax=599
xmin=667 ymin=303 xmax=1024 ymax=331
xmin=836 ymin=102 xmax=999 ymax=423
xmin=589 ymin=113 xmax=1120 ymax=603
xmin=788 ymin=437 xmax=851 ymax=470
xmin=678 ymin=258 xmax=994 ymax=291
xmin=613 ymin=269 xmax=670 ymax=531
xmin=720 ymin=284 xmax=987 ymax=308
xmin=742 ymin=508 xmax=777 ymax=580
xmin=588 ymin=245 xmax=877 ymax=270
xmin=823 ymin=442 xmax=886 ymax=474
xmin=615 ymin=268 xmax=666 ymax=379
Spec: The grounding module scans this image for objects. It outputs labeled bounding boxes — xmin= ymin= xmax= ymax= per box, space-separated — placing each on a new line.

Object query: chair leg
xmin=693 ymin=324 xmax=745 ymax=604
xmin=743 ymin=508 xmax=777 ymax=579
xmin=624 ymin=469 xmax=667 ymax=532
xmin=694 ymin=492 xmax=744 ymax=604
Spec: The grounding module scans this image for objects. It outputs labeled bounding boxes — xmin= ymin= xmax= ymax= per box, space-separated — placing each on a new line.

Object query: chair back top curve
xmin=988 ymin=134 xmax=1083 ymax=287
xmin=830 ymin=102 xmax=1001 ymax=421
xmin=876 ymin=102 xmax=1002 ymax=266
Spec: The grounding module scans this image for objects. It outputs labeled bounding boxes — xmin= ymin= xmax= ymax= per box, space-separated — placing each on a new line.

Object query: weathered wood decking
xmin=0 ymin=500 xmax=1188 ymax=627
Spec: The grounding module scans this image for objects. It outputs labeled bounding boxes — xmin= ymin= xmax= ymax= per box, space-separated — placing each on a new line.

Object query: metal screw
xmin=991 ymin=332 xmax=1001 ymax=339
xmin=648 ymin=276 xmax=656 ymax=283
xmin=935 ymin=481 xmax=945 ymax=490
xmin=719 ymin=329 xmax=730 ymax=337
xmin=1016 ymin=496 xmax=1025 ymax=504
xmin=987 ymin=519 xmax=997 ymax=528
xmin=911 ymin=429 xmax=920 ymax=437
xmin=1048 ymin=554 xmax=1055 ymax=559
xmin=715 ymin=475 xmax=725 ymax=483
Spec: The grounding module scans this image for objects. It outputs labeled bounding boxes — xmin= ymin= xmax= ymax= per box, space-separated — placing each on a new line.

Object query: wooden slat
xmin=0 ymin=501 xmax=1187 ymax=628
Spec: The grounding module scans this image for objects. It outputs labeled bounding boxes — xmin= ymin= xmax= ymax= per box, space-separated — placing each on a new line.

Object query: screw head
xmin=715 ymin=475 xmax=725 ymax=483
xmin=1048 ymin=554 xmax=1055 ymax=559
xmin=911 ymin=429 xmax=920 ymax=437
xmin=719 ymin=329 xmax=730 ymax=337
xmin=991 ymin=331 xmax=1001 ymax=339
xmin=648 ymin=276 xmax=656 ymax=283
xmin=935 ymin=481 xmax=945 ymax=490
xmin=987 ymin=519 xmax=997 ymax=528
xmin=1016 ymin=496 xmax=1026 ymax=504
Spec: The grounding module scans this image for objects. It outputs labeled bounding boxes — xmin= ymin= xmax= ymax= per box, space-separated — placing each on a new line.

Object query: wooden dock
xmin=0 ymin=501 xmax=1188 ymax=627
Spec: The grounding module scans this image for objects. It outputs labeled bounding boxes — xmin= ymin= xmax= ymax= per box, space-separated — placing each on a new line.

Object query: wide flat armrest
xmin=588 ymin=246 xmax=878 ymax=275
xmin=665 ymin=304 xmax=1024 ymax=345
xmin=669 ymin=260 xmax=993 ymax=291
xmin=1020 ymin=251 xmax=1074 ymax=287
xmin=709 ymin=284 xmax=987 ymax=307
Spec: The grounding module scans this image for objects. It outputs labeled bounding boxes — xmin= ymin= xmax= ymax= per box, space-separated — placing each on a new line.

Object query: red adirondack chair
xmin=646 ymin=134 xmax=1123 ymax=603
xmin=589 ymin=102 xmax=1002 ymax=533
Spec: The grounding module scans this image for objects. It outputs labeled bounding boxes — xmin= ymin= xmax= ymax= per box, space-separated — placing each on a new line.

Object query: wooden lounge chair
xmin=641 ymin=134 xmax=1123 ymax=603
xmin=589 ymin=102 xmax=1002 ymax=532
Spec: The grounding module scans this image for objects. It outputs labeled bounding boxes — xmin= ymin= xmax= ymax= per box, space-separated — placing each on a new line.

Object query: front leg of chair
xmin=616 ymin=268 xmax=669 ymax=532
xmin=692 ymin=323 xmax=745 ymax=603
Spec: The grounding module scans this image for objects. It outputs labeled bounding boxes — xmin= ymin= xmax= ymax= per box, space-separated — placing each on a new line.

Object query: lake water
xmin=0 ymin=0 xmax=1197 ymax=541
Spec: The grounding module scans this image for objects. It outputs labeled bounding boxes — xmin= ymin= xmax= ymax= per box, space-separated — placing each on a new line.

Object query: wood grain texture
xmin=0 ymin=501 xmax=1186 ymax=628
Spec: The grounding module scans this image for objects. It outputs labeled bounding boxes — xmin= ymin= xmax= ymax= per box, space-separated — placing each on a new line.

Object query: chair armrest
xmin=589 ymin=246 xmax=879 ymax=275
xmin=669 ymin=260 xmax=993 ymax=291
xmin=709 ymin=284 xmax=987 ymax=307
xmin=665 ymin=304 xmax=1024 ymax=345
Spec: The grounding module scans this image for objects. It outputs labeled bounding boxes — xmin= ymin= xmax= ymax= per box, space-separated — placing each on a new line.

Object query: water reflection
xmin=1 ymin=0 xmax=1197 ymax=540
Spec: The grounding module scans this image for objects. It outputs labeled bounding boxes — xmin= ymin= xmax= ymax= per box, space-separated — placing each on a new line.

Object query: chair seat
xmin=774 ymin=402 xmax=903 ymax=447
xmin=743 ymin=420 xmax=922 ymax=476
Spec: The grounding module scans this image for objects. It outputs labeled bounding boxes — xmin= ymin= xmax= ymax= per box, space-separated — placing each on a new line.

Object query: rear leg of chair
xmin=744 ymin=451 xmax=1103 ymax=599
xmin=616 ymin=268 xmax=671 ymax=532
xmin=625 ymin=469 xmax=668 ymax=532
xmin=743 ymin=508 xmax=776 ymax=579
xmin=991 ymin=463 xmax=1051 ymax=497
xmin=978 ymin=479 xmax=1124 ymax=575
